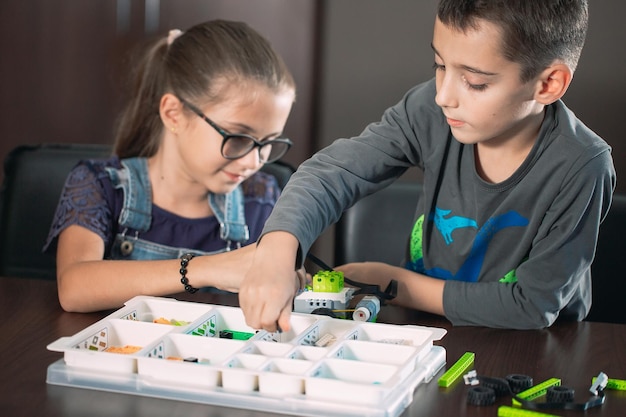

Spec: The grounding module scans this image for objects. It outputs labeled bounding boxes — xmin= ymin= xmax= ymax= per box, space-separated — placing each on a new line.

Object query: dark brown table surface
xmin=1 ymin=276 xmax=625 ymax=417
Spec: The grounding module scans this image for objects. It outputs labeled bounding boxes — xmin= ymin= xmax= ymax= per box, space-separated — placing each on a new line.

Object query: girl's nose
xmin=237 ymin=147 xmax=263 ymax=170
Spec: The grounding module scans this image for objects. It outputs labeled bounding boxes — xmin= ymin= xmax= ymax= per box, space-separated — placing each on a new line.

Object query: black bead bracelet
xmin=180 ymin=253 xmax=199 ymax=294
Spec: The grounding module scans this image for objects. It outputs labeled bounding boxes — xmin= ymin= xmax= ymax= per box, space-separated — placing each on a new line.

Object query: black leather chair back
xmin=334 ymin=181 xmax=421 ymax=266
xmin=587 ymin=193 xmax=626 ymax=324
xmin=259 ymin=159 xmax=295 ymax=190
xmin=0 ymin=144 xmax=113 ymax=279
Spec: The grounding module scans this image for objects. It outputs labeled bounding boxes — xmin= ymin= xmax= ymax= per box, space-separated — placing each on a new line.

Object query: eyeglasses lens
xmin=222 ymin=136 xmax=289 ymax=163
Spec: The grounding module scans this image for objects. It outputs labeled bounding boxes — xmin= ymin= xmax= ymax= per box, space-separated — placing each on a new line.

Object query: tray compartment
xmin=255 ymin=313 xmax=321 ymax=343
xmin=287 ymin=345 xmax=328 ymax=361
xmin=221 ymin=353 xmax=268 ymax=392
xmin=305 ymin=359 xmax=401 ymax=405
xmin=328 ymin=340 xmax=420 ymax=379
xmin=239 ymin=340 xmax=293 ymax=357
xmin=292 ymin=317 xmax=357 ymax=347
xmin=137 ymin=333 xmax=244 ymax=388
xmin=258 ymin=358 xmax=314 ymax=396
xmin=345 ymin=322 xmax=446 ymax=361
xmin=48 ymin=318 xmax=173 ymax=374
xmin=186 ymin=306 xmax=260 ymax=340
xmin=115 ymin=296 xmax=212 ymax=326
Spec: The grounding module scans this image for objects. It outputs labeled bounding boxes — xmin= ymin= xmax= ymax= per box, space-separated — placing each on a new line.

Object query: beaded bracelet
xmin=179 ymin=253 xmax=199 ymax=294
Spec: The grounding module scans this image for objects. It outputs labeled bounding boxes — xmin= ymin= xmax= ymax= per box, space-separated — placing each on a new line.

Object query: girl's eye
xmin=432 ymin=62 xmax=445 ymax=71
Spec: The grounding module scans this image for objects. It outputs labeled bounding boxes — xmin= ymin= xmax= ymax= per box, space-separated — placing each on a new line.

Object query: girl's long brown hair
xmin=113 ymin=20 xmax=295 ymax=158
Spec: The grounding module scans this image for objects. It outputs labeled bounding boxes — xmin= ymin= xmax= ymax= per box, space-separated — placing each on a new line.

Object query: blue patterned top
xmin=44 ymin=157 xmax=281 ymax=257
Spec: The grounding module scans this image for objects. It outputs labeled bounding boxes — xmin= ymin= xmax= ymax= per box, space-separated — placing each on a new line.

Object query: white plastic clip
xmin=314 ymin=333 xmax=336 ymax=347
xmin=589 ymin=371 xmax=609 ymax=395
xmin=463 ymin=370 xmax=479 ymax=386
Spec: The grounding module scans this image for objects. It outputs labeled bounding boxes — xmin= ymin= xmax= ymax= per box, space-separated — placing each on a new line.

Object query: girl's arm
xmin=56 ymin=224 xmax=254 ymax=312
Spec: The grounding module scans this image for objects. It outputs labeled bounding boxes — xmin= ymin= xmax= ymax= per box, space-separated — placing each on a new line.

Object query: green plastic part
xmin=593 ymin=376 xmax=626 ymax=391
xmin=219 ymin=329 xmax=255 ymax=340
xmin=512 ymin=378 xmax=561 ymax=406
xmin=312 ymin=270 xmax=344 ymax=293
xmin=498 ymin=405 xmax=560 ymax=417
xmin=437 ymin=351 xmax=475 ymax=387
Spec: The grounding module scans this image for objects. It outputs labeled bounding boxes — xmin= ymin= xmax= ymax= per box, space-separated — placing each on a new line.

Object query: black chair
xmin=0 ymin=143 xmax=113 ymax=279
xmin=0 ymin=143 xmax=295 ymax=280
xmin=259 ymin=159 xmax=295 ymax=190
xmin=334 ymin=181 xmax=421 ymax=266
xmin=586 ymin=193 xmax=626 ymax=324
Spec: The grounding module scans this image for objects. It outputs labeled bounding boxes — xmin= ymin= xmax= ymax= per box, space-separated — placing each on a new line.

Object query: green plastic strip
xmin=437 ymin=351 xmax=475 ymax=387
xmin=592 ymin=376 xmax=626 ymax=391
xmin=498 ymin=405 xmax=560 ymax=417
xmin=512 ymin=378 xmax=561 ymax=406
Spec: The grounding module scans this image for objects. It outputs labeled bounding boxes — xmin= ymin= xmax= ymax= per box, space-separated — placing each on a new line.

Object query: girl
xmin=45 ymin=20 xmax=297 ymax=313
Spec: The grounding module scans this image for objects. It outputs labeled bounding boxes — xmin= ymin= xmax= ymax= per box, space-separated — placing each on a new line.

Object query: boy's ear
xmin=159 ymin=93 xmax=184 ymax=132
xmin=534 ymin=63 xmax=573 ymax=105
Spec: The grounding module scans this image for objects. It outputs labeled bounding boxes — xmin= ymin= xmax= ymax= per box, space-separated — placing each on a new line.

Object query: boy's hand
xmin=239 ymin=232 xmax=300 ymax=333
xmin=335 ymin=261 xmax=394 ymax=287
xmin=337 ymin=261 xmax=445 ymax=315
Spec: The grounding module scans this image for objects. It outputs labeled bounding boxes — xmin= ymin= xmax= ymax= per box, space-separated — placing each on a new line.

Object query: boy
xmin=239 ymin=0 xmax=615 ymax=330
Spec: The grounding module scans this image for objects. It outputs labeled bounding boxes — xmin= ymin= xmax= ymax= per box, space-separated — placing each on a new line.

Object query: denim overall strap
xmin=209 ymin=186 xmax=249 ymax=248
xmin=105 ymin=157 xmax=152 ymax=232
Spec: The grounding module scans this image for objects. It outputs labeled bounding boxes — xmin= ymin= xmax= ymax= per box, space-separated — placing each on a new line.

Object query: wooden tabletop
xmin=1 ymin=277 xmax=624 ymax=417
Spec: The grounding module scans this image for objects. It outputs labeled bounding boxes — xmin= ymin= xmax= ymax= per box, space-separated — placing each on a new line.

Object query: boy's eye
xmin=462 ymin=75 xmax=488 ymax=91
xmin=468 ymin=83 xmax=488 ymax=91
xmin=432 ymin=62 xmax=445 ymax=71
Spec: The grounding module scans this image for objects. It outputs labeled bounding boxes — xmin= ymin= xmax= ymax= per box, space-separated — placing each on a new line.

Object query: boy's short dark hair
xmin=437 ymin=0 xmax=588 ymax=82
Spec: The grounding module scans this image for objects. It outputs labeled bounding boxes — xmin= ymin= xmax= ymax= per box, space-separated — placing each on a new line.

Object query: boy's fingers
xmin=277 ymin=303 xmax=293 ymax=333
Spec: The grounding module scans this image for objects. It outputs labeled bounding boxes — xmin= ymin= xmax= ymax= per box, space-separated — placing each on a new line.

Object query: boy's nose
xmin=435 ymin=74 xmax=458 ymax=109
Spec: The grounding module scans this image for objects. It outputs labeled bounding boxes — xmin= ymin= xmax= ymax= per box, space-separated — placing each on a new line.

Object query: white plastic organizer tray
xmin=47 ymin=296 xmax=447 ymax=417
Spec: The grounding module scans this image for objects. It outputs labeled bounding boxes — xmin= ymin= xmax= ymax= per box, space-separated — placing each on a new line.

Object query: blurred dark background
xmin=1 ymin=0 xmax=624 ymax=261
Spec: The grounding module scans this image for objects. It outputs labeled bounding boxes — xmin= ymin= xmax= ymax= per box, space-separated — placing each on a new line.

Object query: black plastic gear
xmin=546 ymin=386 xmax=575 ymax=403
xmin=506 ymin=374 xmax=533 ymax=394
xmin=467 ymin=386 xmax=496 ymax=406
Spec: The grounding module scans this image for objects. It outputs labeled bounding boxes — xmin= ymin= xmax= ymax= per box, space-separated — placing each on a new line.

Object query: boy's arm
xmin=336 ymin=262 xmax=445 ymax=315
xmin=259 ymin=82 xmax=436 ymax=260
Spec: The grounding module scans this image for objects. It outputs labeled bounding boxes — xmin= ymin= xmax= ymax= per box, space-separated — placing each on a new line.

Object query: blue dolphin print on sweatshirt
xmin=409 ymin=209 xmax=529 ymax=282
xmin=431 ymin=207 xmax=478 ymax=245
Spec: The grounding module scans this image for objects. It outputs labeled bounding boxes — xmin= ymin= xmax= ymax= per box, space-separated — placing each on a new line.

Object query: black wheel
xmin=479 ymin=376 xmax=511 ymax=397
xmin=546 ymin=386 xmax=575 ymax=403
xmin=506 ymin=374 xmax=533 ymax=394
xmin=467 ymin=386 xmax=496 ymax=406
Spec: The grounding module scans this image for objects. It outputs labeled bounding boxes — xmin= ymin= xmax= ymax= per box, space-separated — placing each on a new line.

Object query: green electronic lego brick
xmin=312 ymin=270 xmax=344 ymax=293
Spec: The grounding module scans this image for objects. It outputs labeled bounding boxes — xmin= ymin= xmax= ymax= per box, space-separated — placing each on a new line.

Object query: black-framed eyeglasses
xmin=178 ymin=97 xmax=293 ymax=164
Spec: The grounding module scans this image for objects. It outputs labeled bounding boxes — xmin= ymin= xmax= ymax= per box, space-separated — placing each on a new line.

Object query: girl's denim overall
xmin=106 ymin=157 xmax=249 ymax=260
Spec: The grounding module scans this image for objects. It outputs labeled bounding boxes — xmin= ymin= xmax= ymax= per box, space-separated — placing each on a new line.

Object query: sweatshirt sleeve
xmin=260 ymin=82 xmax=440 ymax=264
